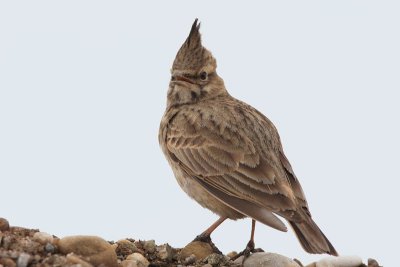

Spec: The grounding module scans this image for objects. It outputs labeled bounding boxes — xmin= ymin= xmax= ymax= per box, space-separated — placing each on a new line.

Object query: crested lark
xmin=159 ymin=19 xmax=338 ymax=257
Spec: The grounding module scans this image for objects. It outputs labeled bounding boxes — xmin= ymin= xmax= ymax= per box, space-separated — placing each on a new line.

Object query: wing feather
xmin=194 ymin=176 xmax=288 ymax=232
xmin=165 ymin=104 xmax=300 ymax=219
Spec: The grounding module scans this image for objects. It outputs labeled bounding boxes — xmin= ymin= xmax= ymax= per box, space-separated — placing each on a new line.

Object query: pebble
xmin=308 ymin=256 xmax=363 ymax=267
xmin=16 ymin=253 xmax=30 ymax=267
xmin=234 ymin=252 xmax=300 ymax=267
xmin=184 ymin=254 xmax=196 ymax=265
xmin=204 ymin=253 xmax=228 ymax=266
xmin=226 ymin=251 xmax=238 ymax=259
xmin=368 ymin=258 xmax=381 ymax=267
xmin=143 ymin=240 xmax=156 ymax=253
xmin=1 ymin=236 xmax=13 ymax=250
xmin=293 ymin=259 xmax=304 ymax=266
xmin=0 ymin=218 xmax=10 ymax=231
xmin=57 ymin=235 xmax=118 ymax=267
xmin=45 ymin=242 xmax=56 ymax=253
xmin=157 ymin=243 xmax=173 ymax=261
xmin=33 ymin=232 xmax=54 ymax=245
xmin=116 ymin=239 xmax=138 ymax=256
xmin=180 ymin=241 xmax=214 ymax=261
xmin=126 ymin=252 xmax=150 ymax=267
xmin=0 ymin=258 xmax=16 ymax=267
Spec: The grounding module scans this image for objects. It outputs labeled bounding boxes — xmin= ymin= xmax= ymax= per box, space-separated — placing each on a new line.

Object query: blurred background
xmin=1 ymin=1 xmax=399 ymax=265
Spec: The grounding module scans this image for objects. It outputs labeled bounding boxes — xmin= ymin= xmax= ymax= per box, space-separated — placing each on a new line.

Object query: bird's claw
xmin=193 ymin=233 xmax=212 ymax=243
xmin=192 ymin=233 xmax=222 ymax=254
xmin=231 ymin=240 xmax=264 ymax=264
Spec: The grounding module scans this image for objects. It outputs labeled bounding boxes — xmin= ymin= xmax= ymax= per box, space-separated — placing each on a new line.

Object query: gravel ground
xmin=0 ymin=218 xmax=381 ymax=267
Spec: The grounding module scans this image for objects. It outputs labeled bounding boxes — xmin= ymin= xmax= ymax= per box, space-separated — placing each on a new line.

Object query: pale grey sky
xmin=0 ymin=1 xmax=399 ymax=266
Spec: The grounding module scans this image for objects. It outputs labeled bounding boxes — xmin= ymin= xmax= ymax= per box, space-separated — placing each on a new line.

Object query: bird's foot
xmin=193 ymin=233 xmax=222 ymax=254
xmin=230 ymin=240 xmax=264 ymax=264
xmin=193 ymin=232 xmax=211 ymax=243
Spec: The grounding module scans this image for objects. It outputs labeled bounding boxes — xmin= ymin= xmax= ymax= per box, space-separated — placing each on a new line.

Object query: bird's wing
xmin=279 ymin=151 xmax=309 ymax=211
xmin=165 ymin=103 xmax=303 ymax=229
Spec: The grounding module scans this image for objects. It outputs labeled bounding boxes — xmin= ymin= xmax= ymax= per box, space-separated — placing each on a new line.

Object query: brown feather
xmin=194 ymin=176 xmax=288 ymax=232
xmin=289 ymin=219 xmax=338 ymax=256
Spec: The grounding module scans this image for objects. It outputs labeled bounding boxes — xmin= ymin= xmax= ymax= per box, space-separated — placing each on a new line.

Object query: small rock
xmin=116 ymin=239 xmax=138 ymax=256
xmin=184 ymin=254 xmax=196 ymax=265
xmin=16 ymin=253 xmax=30 ymax=267
xmin=235 ymin=252 xmax=300 ymax=267
xmin=180 ymin=241 xmax=214 ymax=261
xmin=368 ymin=258 xmax=381 ymax=267
xmin=157 ymin=243 xmax=173 ymax=261
xmin=45 ymin=243 xmax=56 ymax=253
xmin=293 ymin=259 xmax=304 ymax=267
xmin=0 ymin=218 xmax=10 ymax=231
xmin=126 ymin=252 xmax=149 ymax=267
xmin=57 ymin=235 xmax=118 ymax=267
xmin=204 ymin=253 xmax=228 ymax=266
xmin=226 ymin=251 xmax=238 ymax=259
xmin=315 ymin=256 xmax=363 ymax=267
xmin=66 ymin=253 xmax=94 ymax=267
xmin=0 ymin=258 xmax=16 ymax=267
xmin=1 ymin=236 xmax=15 ymax=250
xmin=202 ymin=264 xmax=213 ymax=267
xmin=33 ymin=232 xmax=54 ymax=245
xmin=143 ymin=240 xmax=156 ymax=254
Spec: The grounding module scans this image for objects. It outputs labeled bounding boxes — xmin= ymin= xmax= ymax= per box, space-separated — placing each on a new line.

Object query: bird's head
xmin=167 ymin=19 xmax=226 ymax=107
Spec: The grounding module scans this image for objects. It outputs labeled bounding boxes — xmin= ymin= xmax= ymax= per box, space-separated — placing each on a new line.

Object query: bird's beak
xmin=171 ymin=75 xmax=195 ymax=85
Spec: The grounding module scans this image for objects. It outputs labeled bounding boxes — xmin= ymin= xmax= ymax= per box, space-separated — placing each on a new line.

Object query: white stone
xmin=17 ymin=253 xmax=30 ymax=267
xmin=316 ymin=256 xmax=363 ymax=267
xmin=237 ymin=252 xmax=300 ymax=267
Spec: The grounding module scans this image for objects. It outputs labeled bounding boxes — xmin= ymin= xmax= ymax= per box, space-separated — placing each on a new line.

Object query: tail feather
xmin=289 ymin=219 xmax=338 ymax=256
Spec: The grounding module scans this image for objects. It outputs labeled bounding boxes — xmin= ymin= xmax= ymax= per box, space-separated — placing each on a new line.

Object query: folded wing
xmin=165 ymin=107 xmax=301 ymax=231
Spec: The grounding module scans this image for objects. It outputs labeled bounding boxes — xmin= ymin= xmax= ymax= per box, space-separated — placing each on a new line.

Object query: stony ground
xmin=0 ymin=218 xmax=381 ymax=267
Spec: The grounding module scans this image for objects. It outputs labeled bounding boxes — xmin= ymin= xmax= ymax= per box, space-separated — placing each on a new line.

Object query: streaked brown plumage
xmin=159 ymin=19 xmax=338 ymax=256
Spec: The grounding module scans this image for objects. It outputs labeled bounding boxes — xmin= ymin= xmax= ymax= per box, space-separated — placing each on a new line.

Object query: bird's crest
xmin=173 ymin=19 xmax=215 ymax=72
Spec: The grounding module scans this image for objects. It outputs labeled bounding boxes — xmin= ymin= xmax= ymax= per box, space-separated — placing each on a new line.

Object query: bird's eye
xmin=199 ymin=71 xmax=208 ymax=81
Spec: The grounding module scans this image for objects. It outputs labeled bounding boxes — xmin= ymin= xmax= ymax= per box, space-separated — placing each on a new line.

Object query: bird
xmin=159 ymin=19 xmax=338 ymax=258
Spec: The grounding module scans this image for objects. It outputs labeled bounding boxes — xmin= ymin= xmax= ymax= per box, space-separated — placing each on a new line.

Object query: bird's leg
xmin=193 ymin=216 xmax=227 ymax=242
xmin=193 ymin=216 xmax=227 ymax=254
xmin=231 ymin=219 xmax=264 ymax=262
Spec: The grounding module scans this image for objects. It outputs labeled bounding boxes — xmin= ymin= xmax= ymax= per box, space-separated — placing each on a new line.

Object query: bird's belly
xmin=171 ymin=165 xmax=245 ymax=220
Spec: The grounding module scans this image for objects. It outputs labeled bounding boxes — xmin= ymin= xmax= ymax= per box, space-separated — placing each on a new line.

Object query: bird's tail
xmin=289 ymin=218 xmax=338 ymax=256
